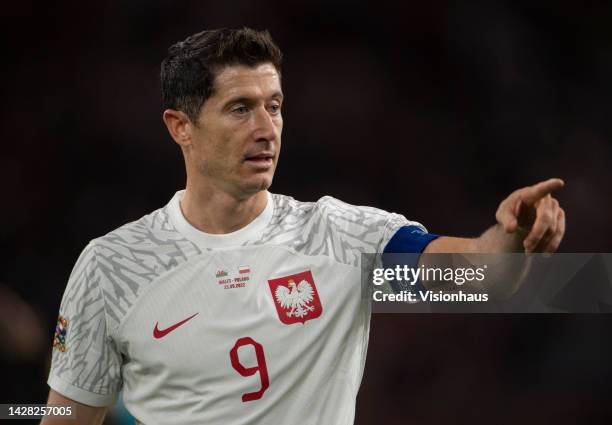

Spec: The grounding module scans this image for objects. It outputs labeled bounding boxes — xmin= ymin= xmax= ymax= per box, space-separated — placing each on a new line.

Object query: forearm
xmin=422 ymin=225 xmax=530 ymax=298
xmin=422 ymin=223 xmax=524 ymax=254
xmin=473 ymin=223 xmax=526 ymax=253
xmin=472 ymin=224 xmax=531 ymax=298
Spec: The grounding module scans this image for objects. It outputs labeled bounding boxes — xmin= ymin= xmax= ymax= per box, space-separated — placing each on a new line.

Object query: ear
xmin=162 ymin=109 xmax=194 ymax=147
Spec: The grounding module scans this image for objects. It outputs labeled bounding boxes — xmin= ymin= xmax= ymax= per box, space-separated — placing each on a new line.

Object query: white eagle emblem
xmin=274 ymin=279 xmax=315 ymax=318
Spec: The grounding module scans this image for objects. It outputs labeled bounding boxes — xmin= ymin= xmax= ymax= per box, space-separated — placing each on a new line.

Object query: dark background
xmin=1 ymin=1 xmax=611 ymax=424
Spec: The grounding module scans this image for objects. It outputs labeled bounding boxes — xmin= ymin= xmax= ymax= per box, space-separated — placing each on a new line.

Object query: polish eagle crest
xmin=268 ymin=270 xmax=323 ymax=325
xmin=275 ymin=279 xmax=315 ymax=318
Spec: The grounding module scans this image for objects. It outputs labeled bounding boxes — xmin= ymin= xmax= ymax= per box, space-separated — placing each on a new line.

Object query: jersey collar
xmin=167 ymin=190 xmax=273 ymax=249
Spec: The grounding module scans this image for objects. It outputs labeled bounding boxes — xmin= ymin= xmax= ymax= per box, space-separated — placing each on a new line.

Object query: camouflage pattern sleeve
xmin=316 ymin=196 xmax=427 ymax=255
xmin=47 ymin=242 xmax=122 ymax=406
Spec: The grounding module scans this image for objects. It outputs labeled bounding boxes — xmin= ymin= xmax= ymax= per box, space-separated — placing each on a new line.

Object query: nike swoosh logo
xmin=153 ymin=313 xmax=199 ymax=339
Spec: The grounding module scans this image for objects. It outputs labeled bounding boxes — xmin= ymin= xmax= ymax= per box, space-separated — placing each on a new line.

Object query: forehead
xmin=211 ymin=63 xmax=282 ymax=100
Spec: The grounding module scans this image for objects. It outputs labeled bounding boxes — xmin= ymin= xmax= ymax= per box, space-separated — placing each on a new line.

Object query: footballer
xmin=42 ymin=28 xmax=565 ymax=424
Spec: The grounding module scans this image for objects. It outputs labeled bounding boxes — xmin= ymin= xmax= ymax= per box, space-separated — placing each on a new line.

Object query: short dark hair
xmin=160 ymin=27 xmax=283 ymax=123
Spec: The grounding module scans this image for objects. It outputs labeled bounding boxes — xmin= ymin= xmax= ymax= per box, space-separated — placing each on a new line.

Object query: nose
xmin=252 ymin=106 xmax=279 ymax=142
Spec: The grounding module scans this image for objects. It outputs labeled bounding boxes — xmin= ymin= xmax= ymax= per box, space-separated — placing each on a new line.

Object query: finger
xmin=543 ymin=208 xmax=566 ymax=253
xmin=534 ymin=198 xmax=559 ymax=252
xmin=523 ymin=195 xmax=556 ymax=252
xmin=496 ymin=195 xmax=521 ymax=233
xmin=521 ymin=178 xmax=565 ymax=205
xmin=514 ymin=197 xmax=522 ymax=221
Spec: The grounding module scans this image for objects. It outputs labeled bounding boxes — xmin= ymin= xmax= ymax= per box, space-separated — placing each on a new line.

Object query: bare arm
xmin=420 ymin=178 xmax=566 ymax=298
xmin=40 ymin=389 xmax=107 ymax=425
xmin=421 ymin=228 xmax=529 ymax=298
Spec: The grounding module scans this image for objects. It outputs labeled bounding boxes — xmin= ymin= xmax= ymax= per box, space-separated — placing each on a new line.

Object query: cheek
xmin=197 ymin=129 xmax=233 ymax=160
xmin=209 ymin=135 xmax=246 ymax=174
xmin=275 ymin=116 xmax=283 ymax=133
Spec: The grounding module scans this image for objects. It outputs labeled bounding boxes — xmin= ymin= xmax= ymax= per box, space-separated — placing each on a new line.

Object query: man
xmin=43 ymin=28 xmax=565 ymax=424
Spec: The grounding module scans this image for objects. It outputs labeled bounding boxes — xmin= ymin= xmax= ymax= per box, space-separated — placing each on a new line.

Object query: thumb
xmin=497 ymin=195 xmax=521 ymax=233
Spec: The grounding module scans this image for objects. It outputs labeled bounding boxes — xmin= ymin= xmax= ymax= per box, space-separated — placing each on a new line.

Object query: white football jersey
xmin=48 ymin=190 xmax=435 ymax=424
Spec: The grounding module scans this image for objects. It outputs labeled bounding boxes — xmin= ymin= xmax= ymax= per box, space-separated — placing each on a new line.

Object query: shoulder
xmin=276 ymin=193 xmax=410 ymax=232
xmin=313 ymin=196 xmax=421 ymax=243
xmin=265 ymin=193 xmax=417 ymax=263
xmin=269 ymin=193 xmax=316 ymax=219
xmin=91 ymin=204 xmax=201 ymax=264
xmin=270 ymin=193 xmax=397 ymax=224
xmin=96 ymin=204 xmax=182 ymax=246
xmin=315 ymin=195 xmax=395 ymax=222
xmin=77 ymin=204 xmax=201 ymax=330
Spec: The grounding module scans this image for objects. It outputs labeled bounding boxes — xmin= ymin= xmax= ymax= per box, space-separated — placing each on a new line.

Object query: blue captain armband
xmin=383 ymin=225 xmax=439 ymax=254
xmin=382 ymin=225 xmax=439 ymax=293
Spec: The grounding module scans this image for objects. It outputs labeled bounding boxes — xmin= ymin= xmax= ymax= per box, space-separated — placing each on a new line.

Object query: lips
xmin=244 ymin=152 xmax=274 ymax=169
xmin=244 ymin=152 xmax=274 ymax=161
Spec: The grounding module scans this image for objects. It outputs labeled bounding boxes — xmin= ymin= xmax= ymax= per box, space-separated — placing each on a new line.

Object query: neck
xmin=180 ymin=180 xmax=268 ymax=234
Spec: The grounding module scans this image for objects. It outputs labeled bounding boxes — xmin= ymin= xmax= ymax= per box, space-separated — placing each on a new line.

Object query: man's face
xmin=188 ymin=63 xmax=283 ymax=198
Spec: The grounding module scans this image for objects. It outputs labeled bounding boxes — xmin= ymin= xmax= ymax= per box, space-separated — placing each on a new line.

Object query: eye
xmin=268 ymin=103 xmax=282 ymax=115
xmin=232 ymin=106 xmax=249 ymax=115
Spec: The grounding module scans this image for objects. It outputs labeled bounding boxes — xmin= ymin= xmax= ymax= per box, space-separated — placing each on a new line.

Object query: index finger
xmin=522 ymin=178 xmax=565 ymax=204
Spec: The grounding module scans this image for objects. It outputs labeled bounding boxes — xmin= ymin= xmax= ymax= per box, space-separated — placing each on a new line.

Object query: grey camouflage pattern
xmin=50 ymin=207 xmax=201 ymax=396
xmin=257 ymin=194 xmax=411 ymax=266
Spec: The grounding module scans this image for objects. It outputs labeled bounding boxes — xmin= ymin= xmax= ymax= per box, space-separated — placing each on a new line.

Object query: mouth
xmin=244 ymin=153 xmax=274 ymax=168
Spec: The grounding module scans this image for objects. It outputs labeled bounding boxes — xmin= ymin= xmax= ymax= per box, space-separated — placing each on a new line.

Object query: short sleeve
xmin=314 ymin=196 xmax=434 ymax=265
xmin=47 ymin=243 xmax=122 ymax=407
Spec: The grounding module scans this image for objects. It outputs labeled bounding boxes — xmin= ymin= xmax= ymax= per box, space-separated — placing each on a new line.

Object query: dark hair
xmin=160 ymin=27 xmax=283 ymax=123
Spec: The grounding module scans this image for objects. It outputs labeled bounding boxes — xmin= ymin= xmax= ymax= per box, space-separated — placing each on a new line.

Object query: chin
xmin=242 ymin=175 xmax=273 ymax=195
xmin=256 ymin=177 xmax=272 ymax=192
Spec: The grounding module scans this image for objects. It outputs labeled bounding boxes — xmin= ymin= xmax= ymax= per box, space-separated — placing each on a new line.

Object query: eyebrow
xmin=222 ymin=91 xmax=284 ymax=110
